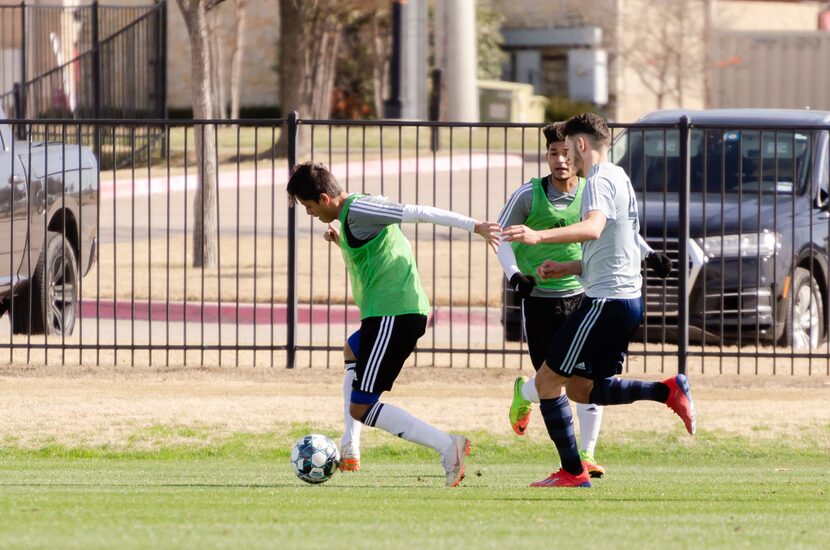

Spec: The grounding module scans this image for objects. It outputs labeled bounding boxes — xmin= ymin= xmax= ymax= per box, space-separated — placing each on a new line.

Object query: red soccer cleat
xmin=529 ymin=467 xmax=592 ymax=488
xmin=663 ymin=374 xmax=697 ymax=435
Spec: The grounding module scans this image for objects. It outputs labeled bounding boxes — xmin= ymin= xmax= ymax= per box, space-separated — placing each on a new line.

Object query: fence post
xmin=286 ymin=111 xmax=299 ymax=368
xmin=677 ymin=115 xmax=691 ymax=375
xmin=429 ymin=68 xmax=441 ymax=152
xmin=91 ymin=1 xmax=101 ymax=118
xmin=12 ymin=83 xmax=25 ymax=140
xmin=19 ymin=1 xmax=26 ymax=119
xmin=91 ymin=1 xmax=101 ymax=159
xmin=157 ymin=0 xmax=168 ymax=118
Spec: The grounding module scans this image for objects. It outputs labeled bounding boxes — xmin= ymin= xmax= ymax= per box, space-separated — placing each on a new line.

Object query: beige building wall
xmin=495 ymin=0 xmax=825 ymax=123
xmin=613 ymin=0 xmax=708 ymax=123
xmin=718 ymin=1 xmax=822 ymax=31
xmin=490 ymin=0 xmax=615 ymax=29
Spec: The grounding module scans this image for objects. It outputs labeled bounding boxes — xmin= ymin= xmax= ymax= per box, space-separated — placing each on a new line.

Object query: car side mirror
xmin=816 ymin=188 xmax=830 ymax=211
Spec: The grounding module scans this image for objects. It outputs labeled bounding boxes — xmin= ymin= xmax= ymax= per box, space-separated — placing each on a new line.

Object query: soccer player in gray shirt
xmin=497 ymin=122 xmax=672 ymax=480
xmin=502 ymin=113 xmax=696 ymax=488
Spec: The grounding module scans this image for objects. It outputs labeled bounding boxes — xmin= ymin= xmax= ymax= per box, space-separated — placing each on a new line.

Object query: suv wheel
xmin=11 ymin=231 xmax=78 ymax=335
xmin=780 ymin=267 xmax=824 ymax=350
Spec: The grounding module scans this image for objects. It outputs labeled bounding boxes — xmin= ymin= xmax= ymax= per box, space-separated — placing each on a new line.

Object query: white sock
xmin=522 ymin=376 xmax=540 ymax=403
xmin=576 ymin=403 xmax=603 ymax=456
xmin=340 ymin=364 xmax=362 ymax=455
xmin=363 ymin=402 xmax=453 ymax=455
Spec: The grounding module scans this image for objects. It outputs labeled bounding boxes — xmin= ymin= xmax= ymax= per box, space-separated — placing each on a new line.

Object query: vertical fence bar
xmin=19 ymin=1 xmax=26 ymax=120
xmin=18 ymin=3 xmax=25 ymax=75
xmin=286 ymin=111 xmax=299 ymax=368
xmin=677 ymin=116 xmax=691 ymax=375
xmin=91 ymin=1 xmax=102 ymax=158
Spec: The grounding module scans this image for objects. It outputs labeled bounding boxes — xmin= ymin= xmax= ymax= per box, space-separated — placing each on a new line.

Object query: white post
xmin=436 ymin=0 xmax=478 ymax=122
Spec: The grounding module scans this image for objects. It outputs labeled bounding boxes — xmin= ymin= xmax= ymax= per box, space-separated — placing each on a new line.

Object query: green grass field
xmin=1 ymin=431 xmax=827 ymax=549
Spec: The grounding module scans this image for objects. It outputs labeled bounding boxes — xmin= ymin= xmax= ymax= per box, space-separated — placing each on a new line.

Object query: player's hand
xmin=537 ymin=260 xmax=581 ymax=280
xmin=646 ymin=250 xmax=673 ymax=278
xmin=324 ymin=224 xmax=340 ymax=245
xmin=474 ymin=221 xmax=502 ymax=253
xmin=509 ymin=273 xmax=536 ymax=300
xmin=502 ymin=224 xmax=541 ymax=245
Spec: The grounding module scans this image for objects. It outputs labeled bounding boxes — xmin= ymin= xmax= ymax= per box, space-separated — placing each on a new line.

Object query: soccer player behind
xmin=496 ymin=122 xmax=672 ymax=479
xmin=287 ymin=162 xmax=501 ymax=487
xmin=497 ymin=122 xmax=671 ymax=479
xmin=503 ymin=113 xmax=696 ymax=488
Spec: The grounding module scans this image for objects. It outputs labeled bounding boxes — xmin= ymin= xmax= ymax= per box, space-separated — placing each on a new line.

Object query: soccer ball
xmin=290 ymin=434 xmax=340 ymax=484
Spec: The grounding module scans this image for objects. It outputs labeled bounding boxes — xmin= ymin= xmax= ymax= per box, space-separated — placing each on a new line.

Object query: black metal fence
xmin=0 ymin=115 xmax=828 ymax=376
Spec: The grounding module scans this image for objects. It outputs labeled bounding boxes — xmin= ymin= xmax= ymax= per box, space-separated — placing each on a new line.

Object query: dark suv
xmin=503 ymin=109 xmax=829 ymax=349
xmin=614 ymin=109 xmax=829 ymax=349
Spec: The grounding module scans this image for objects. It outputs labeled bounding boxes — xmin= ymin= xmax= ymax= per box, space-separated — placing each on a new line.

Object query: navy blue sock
xmin=539 ymin=395 xmax=583 ymax=476
xmin=589 ymin=378 xmax=669 ymax=405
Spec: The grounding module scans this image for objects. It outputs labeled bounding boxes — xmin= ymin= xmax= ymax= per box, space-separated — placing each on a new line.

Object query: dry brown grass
xmin=0 ymin=364 xmax=827 ymax=450
xmin=82 ymin=235 xmax=505 ymax=306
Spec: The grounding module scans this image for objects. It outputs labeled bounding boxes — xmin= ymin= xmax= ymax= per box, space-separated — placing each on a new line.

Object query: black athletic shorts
xmin=353 ymin=313 xmax=428 ymax=395
xmin=522 ymin=294 xmax=584 ymax=370
xmin=546 ymin=296 xmax=643 ymax=380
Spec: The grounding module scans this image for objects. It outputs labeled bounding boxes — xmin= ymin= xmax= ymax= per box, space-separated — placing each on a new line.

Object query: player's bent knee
xmin=349 ymin=388 xmax=381 ymax=421
xmin=349 ymin=402 xmax=370 ymax=421
xmin=565 ymin=381 xmax=593 ymax=403
xmin=535 ymin=363 xmax=567 ymax=399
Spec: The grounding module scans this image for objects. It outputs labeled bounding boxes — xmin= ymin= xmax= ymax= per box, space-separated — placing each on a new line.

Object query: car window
xmin=612 ymin=128 xmax=812 ymax=195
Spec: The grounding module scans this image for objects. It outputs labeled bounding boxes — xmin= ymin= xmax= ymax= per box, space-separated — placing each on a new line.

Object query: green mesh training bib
xmin=512 ymin=177 xmax=584 ymax=292
xmin=339 ymin=195 xmax=430 ymax=318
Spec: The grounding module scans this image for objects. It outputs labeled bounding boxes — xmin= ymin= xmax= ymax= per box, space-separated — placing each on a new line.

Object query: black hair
xmin=542 ymin=122 xmax=565 ymax=149
xmin=562 ymin=112 xmax=611 ymax=149
xmin=286 ymin=162 xmax=343 ymax=205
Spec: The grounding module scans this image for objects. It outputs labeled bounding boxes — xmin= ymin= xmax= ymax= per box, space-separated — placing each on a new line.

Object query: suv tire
xmin=11 ymin=231 xmax=78 ymax=335
xmin=780 ymin=267 xmax=824 ymax=350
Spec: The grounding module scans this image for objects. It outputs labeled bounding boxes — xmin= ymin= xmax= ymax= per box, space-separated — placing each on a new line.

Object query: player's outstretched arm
xmin=401 ymin=203 xmax=501 ymax=250
xmin=503 ymin=210 xmax=606 ymax=245
xmin=474 ymin=221 xmax=502 ymax=252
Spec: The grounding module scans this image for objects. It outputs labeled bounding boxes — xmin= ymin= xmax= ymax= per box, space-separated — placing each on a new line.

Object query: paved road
xmin=96 ymin=153 xmax=548 ymax=244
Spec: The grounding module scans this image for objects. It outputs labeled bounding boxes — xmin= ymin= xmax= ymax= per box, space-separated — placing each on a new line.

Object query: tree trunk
xmin=230 ymin=0 xmax=247 ymax=119
xmin=273 ymin=0 xmax=342 ymax=156
xmin=176 ymin=0 xmax=218 ymax=268
xmin=310 ymin=19 xmax=342 ymax=118
xmin=208 ymin=7 xmax=227 ymax=119
xmin=274 ymin=0 xmax=309 ymax=155
xmin=371 ymin=13 xmax=388 ymax=117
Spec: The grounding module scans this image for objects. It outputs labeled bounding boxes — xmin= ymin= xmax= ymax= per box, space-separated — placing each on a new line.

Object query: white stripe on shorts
xmin=361 ymin=316 xmax=394 ymax=392
xmin=560 ymin=298 xmax=606 ymax=374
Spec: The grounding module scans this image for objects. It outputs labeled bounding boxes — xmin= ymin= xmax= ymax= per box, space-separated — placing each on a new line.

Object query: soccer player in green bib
xmin=287 ymin=162 xmax=500 ymax=487
xmin=496 ymin=122 xmax=671 ymax=478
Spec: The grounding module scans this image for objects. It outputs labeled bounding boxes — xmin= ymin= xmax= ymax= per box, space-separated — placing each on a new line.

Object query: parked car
xmin=613 ymin=109 xmax=829 ymax=349
xmin=503 ymin=109 xmax=830 ymax=350
xmin=0 ymin=109 xmax=98 ymax=335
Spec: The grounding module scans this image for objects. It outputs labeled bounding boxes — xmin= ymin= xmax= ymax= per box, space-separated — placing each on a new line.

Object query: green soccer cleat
xmin=509 ymin=376 xmax=534 ymax=435
xmin=579 ymin=450 xmax=606 ymax=479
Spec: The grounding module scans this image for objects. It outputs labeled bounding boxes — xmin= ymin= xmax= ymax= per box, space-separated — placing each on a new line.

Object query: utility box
xmin=567 ymin=49 xmax=608 ymax=106
xmin=478 ymin=80 xmax=548 ymax=123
